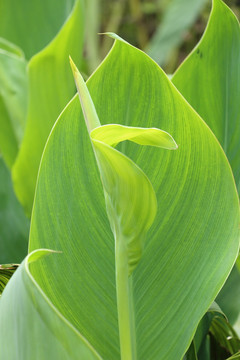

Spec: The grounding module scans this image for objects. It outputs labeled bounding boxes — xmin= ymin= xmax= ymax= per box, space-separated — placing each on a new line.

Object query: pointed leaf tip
xmin=69 ymin=58 xmax=101 ymax=132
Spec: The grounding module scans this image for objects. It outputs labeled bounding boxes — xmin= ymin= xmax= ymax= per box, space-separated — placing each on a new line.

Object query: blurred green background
xmin=84 ymin=0 xmax=240 ymax=74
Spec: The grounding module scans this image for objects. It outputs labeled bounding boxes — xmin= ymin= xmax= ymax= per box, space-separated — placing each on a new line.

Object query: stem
xmin=115 ymin=236 xmax=136 ymax=360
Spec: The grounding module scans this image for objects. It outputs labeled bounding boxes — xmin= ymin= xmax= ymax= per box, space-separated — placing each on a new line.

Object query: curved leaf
xmin=12 ymin=0 xmax=84 ymax=216
xmin=91 ymin=124 xmax=177 ymax=149
xmin=23 ymin=33 xmax=240 ymax=360
xmin=0 ymin=250 xmax=102 ymax=359
xmin=172 ymin=0 xmax=240 ymax=193
xmin=0 ymin=42 xmax=27 ymax=167
xmin=0 ymin=0 xmax=76 ymax=59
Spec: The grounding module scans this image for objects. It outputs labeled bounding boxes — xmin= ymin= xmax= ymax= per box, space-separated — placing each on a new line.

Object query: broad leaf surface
xmin=0 ymin=40 xmax=27 ymax=167
xmin=0 ymin=250 xmax=101 ymax=359
xmin=12 ymin=0 xmax=84 ymax=216
xmin=0 ymin=158 xmax=29 ymax=263
xmin=0 ymin=0 xmax=75 ymax=60
xmin=22 ymin=33 xmax=240 ymax=360
xmin=172 ymin=0 xmax=240 ymax=328
xmin=172 ymin=0 xmax=240 ymax=194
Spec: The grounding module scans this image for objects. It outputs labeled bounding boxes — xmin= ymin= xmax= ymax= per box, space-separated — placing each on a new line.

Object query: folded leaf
xmin=91 ymin=124 xmax=177 ymax=149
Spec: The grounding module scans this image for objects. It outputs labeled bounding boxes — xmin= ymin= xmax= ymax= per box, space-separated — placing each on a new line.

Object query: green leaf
xmin=0 ymin=0 xmax=77 ymax=60
xmin=172 ymin=0 xmax=240 ymax=194
xmin=12 ymin=0 xmax=84 ymax=216
xmin=71 ymin=58 xmax=176 ymax=357
xmin=172 ymin=0 xmax=240 ymax=330
xmin=0 ymin=40 xmax=28 ymax=167
xmin=147 ymin=0 xmax=208 ymax=66
xmin=0 ymin=157 xmax=29 ymax=263
xmin=0 ymin=250 xmax=102 ymax=359
xmin=21 ymin=33 xmax=240 ymax=360
xmin=91 ymin=124 xmax=177 ymax=149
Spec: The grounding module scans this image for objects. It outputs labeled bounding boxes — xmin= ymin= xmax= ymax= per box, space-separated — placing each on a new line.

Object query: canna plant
xmin=0 ymin=0 xmax=240 ymax=360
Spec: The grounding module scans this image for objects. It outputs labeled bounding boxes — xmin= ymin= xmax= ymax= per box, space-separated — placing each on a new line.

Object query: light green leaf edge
xmin=0 ymin=249 xmax=102 ymax=360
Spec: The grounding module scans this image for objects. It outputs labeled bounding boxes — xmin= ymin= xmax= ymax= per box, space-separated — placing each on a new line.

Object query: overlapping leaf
xmin=0 ymin=1 xmax=239 ymax=359
xmin=12 ymin=0 xmax=84 ymax=216
xmin=0 ymin=250 xmax=101 ymax=359
xmin=0 ymin=40 xmax=27 ymax=167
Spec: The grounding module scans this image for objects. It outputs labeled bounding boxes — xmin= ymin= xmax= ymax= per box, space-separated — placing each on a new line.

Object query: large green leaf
xmin=15 ymin=30 xmax=239 ymax=360
xmin=0 ymin=157 xmax=29 ymax=263
xmin=0 ymin=0 xmax=75 ymax=60
xmin=172 ymin=0 xmax=240 ymax=194
xmin=0 ymin=39 xmax=27 ymax=167
xmin=0 ymin=250 xmax=101 ymax=359
xmin=172 ymin=0 xmax=240 ymax=328
xmin=12 ymin=0 xmax=84 ymax=216
xmin=147 ymin=0 xmax=208 ymax=66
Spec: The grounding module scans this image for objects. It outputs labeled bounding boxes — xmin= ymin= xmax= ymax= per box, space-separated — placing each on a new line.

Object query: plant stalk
xmin=115 ymin=235 xmax=136 ymax=360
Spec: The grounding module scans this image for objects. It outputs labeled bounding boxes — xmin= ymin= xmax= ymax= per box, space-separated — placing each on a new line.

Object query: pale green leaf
xmin=91 ymin=124 xmax=177 ymax=149
xmin=0 ymin=250 xmax=102 ymax=359
xmin=12 ymin=0 xmax=84 ymax=216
